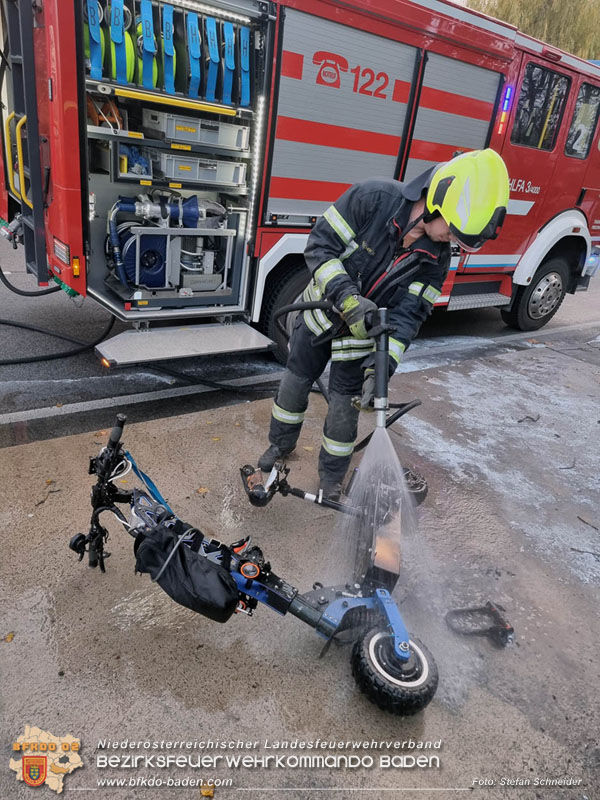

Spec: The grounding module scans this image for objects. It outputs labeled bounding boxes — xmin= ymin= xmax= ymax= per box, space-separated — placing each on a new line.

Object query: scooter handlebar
xmin=108 ymin=414 xmax=127 ymax=450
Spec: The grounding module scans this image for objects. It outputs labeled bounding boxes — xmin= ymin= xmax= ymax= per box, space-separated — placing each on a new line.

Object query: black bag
xmin=134 ymin=519 xmax=239 ymax=623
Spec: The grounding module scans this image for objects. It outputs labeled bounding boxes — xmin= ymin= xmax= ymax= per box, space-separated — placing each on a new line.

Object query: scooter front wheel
xmin=351 ymin=628 xmax=438 ymax=715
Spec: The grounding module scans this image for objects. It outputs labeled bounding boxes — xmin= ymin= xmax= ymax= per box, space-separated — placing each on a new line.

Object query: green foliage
xmin=467 ymin=0 xmax=600 ymax=60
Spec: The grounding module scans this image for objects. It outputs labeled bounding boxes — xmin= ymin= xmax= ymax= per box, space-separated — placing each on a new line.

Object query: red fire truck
xmin=1 ymin=0 xmax=599 ymax=365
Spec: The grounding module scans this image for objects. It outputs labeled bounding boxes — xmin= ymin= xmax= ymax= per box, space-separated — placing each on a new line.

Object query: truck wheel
xmin=260 ymin=264 xmax=310 ymax=364
xmin=351 ymin=628 xmax=438 ymax=715
xmin=501 ymin=257 xmax=569 ymax=331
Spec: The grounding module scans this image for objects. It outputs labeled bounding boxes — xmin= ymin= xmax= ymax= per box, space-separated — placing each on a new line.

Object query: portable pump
xmin=107 ymin=193 xmax=227 ymax=288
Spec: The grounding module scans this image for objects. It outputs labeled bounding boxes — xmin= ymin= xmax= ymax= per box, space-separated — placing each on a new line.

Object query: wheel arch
xmin=250 ymin=233 xmax=309 ymax=322
xmin=512 ymin=209 xmax=590 ymax=291
xmin=541 ymin=236 xmax=588 ymax=292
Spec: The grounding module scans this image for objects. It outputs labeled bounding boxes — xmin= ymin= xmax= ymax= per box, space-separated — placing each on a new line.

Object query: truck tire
xmin=351 ymin=629 xmax=438 ymax=715
xmin=260 ymin=264 xmax=310 ymax=364
xmin=501 ymin=257 xmax=569 ymax=331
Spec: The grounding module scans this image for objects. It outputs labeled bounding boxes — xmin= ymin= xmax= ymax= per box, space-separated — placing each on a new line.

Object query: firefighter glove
xmin=340 ymin=294 xmax=378 ymax=339
xmin=360 ymin=368 xmax=376 ymax=410
xmin=362 ymin=352 xmax=398 ymax=379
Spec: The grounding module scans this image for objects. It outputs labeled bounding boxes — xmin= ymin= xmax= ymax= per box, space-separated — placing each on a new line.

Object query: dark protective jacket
xmin=302 ymin=169 xmax=451 ymax=366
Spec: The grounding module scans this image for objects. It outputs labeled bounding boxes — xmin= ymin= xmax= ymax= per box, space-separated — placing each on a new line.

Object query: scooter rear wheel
xmin=403 ymin=467 xmax=428 ymax=506
xmin=351 ymin=628 xmax=438 ymax=715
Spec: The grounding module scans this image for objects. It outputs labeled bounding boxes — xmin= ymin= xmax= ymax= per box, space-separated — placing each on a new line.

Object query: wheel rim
xmin=368 ymin=633 xmax=429 ymax=687
xmin=528 ymin=272 xmax=563 ymax=319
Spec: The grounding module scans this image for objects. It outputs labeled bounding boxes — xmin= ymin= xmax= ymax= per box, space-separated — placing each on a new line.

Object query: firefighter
xmin=258 ymin=149 xmax=510 ymax=500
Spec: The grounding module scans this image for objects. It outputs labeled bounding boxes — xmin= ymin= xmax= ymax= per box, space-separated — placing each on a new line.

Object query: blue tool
xmin=110 ymin=0 xmax=127 ymax=84
xmin=162 ymin=4 xmax=175 ymax=94
xmin=205 ymin=17 xmax=220 ymax=103
xmin=222 ymin=22 xmax=235 ymax=105
xmin=139 ymin=0 xmax=157 ymax=90
xmin=240 ymin=26 xmax=250 ymax=107
xmin=86 ymin=0 xmax=103 ymax=80
xmin=187 ymin=12 xmax=201 ymax=98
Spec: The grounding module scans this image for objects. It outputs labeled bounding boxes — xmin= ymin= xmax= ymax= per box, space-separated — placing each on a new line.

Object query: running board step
xmin=447 ymin=293 xmax=511 ymax=311
xmin=95 ymin=322 xmax=274 ymax=366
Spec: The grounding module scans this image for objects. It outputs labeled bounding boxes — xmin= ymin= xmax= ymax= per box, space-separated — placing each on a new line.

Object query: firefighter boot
xmin=319 ymin=480 xmax=344 ymax=503
xmin=258 ymin=444 xmax=295 ymax=471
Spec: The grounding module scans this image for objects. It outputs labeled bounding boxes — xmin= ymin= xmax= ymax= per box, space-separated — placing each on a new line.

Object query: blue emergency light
xmin=497 ymin=85 xmax=514 ymax=135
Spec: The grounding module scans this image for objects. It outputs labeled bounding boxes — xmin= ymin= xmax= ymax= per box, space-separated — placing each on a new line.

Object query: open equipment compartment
xmin=81 ymin=0 xmax=272 ymax=317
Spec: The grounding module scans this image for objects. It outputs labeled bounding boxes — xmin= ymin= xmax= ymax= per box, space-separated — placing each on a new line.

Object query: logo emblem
xmin=312 ymin=51 xmax=349 ymax=89
xmin=23 ymin=756 xmax=47 ymax=787
xmin=11 ymin=726 xmax=82 ymax=793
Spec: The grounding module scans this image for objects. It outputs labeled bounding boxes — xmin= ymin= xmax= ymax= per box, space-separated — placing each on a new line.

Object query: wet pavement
xmin=1 ymin=319 xmax=599 ymax=799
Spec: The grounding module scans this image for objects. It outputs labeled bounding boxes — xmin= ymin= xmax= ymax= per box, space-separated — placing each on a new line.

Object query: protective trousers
xmin=268 ymin=317 xmax=369 ymax=484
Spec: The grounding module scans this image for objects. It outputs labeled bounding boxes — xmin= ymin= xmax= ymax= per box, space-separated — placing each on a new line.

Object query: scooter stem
xmin=373 ymin=308 xmax=390 ymax=428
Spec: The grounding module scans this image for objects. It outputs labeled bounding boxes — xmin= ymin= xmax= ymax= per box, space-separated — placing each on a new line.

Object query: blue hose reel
xmin=119 ymin=226 xmax=167 ymax=288
xmin=87 ymin=1 xmax=251 ymax=106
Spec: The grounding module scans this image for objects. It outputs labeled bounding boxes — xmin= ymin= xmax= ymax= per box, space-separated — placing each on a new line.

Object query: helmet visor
xmin=449 ymin=206 xmax=507 ymax=253
xmin=451 ymin=230 xmax=487 ymax=252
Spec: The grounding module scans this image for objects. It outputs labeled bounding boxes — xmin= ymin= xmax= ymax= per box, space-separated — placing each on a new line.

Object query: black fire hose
xmin=272 ymin=301 xmax=415 ymax=447
xmin=274 ymin=301 xmax=335 ymax=401
xmin=0 ymin=315 xmax=116 ymax=366
xmin=0 ymin=265 xmax=61 ymax=296
xmin=354 ymin=399 xmax=421 ymax=453
xmin=273 ymin=300 xmax=335 ymax=340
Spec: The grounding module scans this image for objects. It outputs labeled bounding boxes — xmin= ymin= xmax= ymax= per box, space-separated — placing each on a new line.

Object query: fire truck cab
xmin=1 ymin=0 xmax=598 ymax=365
